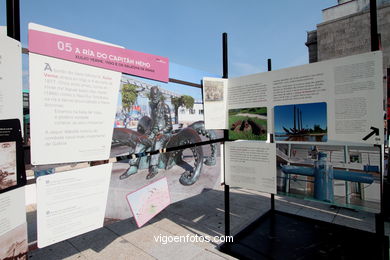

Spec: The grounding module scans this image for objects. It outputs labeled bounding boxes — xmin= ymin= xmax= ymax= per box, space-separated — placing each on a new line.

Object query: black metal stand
xmin=370 ymin=0 xmax=387 ymax=257
xmin=6 ymin=0 xmax=20 ymax=41
xmin=222 ymin=32 xmax=230 ymax=237
xmin=370 ymin=0 xmax=379 ymax=52
xmin=376 ymin=144 xmax=387 ymax=260
xmin=268 ymin=58 xmax=275 ymax=212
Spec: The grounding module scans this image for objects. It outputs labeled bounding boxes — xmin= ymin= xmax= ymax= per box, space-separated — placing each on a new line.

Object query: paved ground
xmin=105 ymin=157 xmax=221 ymax=220
xmin=26 ymin=184 xmax=385 ymax=260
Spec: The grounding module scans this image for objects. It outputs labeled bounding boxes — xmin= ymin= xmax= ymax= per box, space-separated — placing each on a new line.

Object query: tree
xmin=121 ymin=83 xmax=138 ymax=126
xmin=171 ymin=95 xmax=194 ymax=124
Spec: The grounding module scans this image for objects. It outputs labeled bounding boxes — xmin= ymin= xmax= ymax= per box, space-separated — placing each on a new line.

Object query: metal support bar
xmin=6 ymin=0 xmax=20 ymax=41
xmin=370 ymin=0 xmax=379 ymax=51
xmin=268 ymin=58 xmax=275 ymax=211
xmin=369 ymin=4 xmax=386 ymax=256
xmin=222 ymin=32 xmax=230 ymax=237
xmin=374 ymin=144 xmax=386 ymax=260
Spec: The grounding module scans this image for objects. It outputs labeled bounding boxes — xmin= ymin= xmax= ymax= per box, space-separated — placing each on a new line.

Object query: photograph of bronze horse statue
xmin=113 ymin=86 xmax=217 ymax=186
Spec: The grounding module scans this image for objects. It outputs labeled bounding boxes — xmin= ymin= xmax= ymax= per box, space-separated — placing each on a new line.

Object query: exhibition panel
xmin=36 ymin=164 xmax=112 ymax=248
xmin=24 ymin=23 xmax=224 ymax=248
xmin=0 ymin=34 xmax=24 ymax=136
xmin=1 ymin=1 xmax=389 ymax=259
xmin=204 ymin=51 xmax=384 ymax=212
xmin=204 ymin=51 xmax=384 ymax=145
xmin=216 ymin=2 xmax=388 ymax=256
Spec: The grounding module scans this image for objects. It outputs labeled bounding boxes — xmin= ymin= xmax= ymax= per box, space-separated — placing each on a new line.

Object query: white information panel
xmin=0 ymin=187 xmax=26 ymax=237
xmin=29 ymin=54 xmax=121 ymax=164
xmin=37 ymin=163 xmax=112 ymax=248
xmin=202 ymin=78 xmax=228 ymax=129
xmin=204 ymin=52 xmax=384 ymax=145
xmin=0 ymin=35 xmax=23 ymax=134
xmin=29 ymin=24 xmax=122 ymax=165
xmin=225 ymin=141 xmax=276 ymax=194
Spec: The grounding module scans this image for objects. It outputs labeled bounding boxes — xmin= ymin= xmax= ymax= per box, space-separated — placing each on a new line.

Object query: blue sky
xmin=0 ymin=0 xmax=335 ymax=78
xmin=274 ymin=102 xmax=327 ymax=133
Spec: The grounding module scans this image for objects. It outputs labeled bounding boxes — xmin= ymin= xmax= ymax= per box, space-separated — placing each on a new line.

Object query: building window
xmin=199 ymin=109 xmax=204 ymax=115
xmin=350 ymin=153 xmax=361 ymax=163
xmin=189 ymin=109 xmax=196 ymax=114
xmin=179 ymin=109 xmax=186 ymax=114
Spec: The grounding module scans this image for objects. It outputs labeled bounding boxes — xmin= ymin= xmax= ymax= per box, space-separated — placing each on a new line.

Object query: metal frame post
xmin=370 ymin=0 xmax=379 ymax=51
xmin=222 ymin=32 xmax=230 ymax=237
xmin=6 ymin=0 xmax=20 ymax=41
xmin=268 ymin=58 xmax=275 ymax=211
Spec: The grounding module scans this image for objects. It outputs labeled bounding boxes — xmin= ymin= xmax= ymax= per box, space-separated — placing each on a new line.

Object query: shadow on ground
xmin=27 ymin=187 xmax=377 ymax=260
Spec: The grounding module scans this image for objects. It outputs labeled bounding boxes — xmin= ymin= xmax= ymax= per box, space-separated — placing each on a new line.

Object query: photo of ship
xmin=274 ymin=102 xmax=327 ymax=142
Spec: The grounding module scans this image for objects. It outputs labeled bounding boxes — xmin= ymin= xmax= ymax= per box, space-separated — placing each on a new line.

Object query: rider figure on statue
xmin=120 ymin=86 xmax=172 ymax=180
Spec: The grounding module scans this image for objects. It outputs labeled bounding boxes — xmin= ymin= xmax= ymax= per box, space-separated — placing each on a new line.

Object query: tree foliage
xmin=181 ymin=95 xmax=194 ymax=109
xmin=171 ymin=95 xmax=195 ymax=124
xmin=171 ymin=95 xmax=194 ymax=109
xmin=121 ymin=83 xmax=138 ymax=113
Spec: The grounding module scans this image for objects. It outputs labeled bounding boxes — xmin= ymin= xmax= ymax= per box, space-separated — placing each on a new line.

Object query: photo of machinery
xmin=276 ymin=143 xmax=380 ymax=211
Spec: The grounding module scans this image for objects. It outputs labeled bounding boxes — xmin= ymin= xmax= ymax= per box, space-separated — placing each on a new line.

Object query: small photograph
xmin=204 ymin=81 xmax=224 ymax=101
xmin=228 ymin=107 xmax=267 ymax=141
xmin=0 ymin=142 xmax=17 ymax=191
xmin=0 ymin=223 xmax=28 ymax=260
xmin=274 ymin=102 xmax=327 ymax=142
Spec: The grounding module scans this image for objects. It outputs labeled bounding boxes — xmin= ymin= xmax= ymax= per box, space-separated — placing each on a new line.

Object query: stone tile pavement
xmin=27 ymin=185 xmax=381 ymax=259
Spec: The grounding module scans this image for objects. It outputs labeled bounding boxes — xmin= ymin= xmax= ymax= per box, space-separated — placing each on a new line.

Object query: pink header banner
xmin=29 ymin=29 xmax=169 ymax=82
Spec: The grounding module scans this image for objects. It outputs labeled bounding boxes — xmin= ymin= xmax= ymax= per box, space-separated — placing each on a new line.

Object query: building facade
xmin=306 ymin=0 xmax=390 ymax=69
xmin=304 ymin=0 xmax=390 ymax=203
xmin=177 ymin=102 xmax=204 ymax=126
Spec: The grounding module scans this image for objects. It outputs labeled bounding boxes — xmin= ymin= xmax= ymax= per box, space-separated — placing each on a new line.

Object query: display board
xmin=36 ymin=164 xmax=112 ymax=248
xmin=26 ymin=24 xmax=223 ymax=235
xmin=206 ymin=51 xmax=384 ymax=211
xmin=126 ymin=177 xmax=170 ymax=228
xmin=0 ymin=34 xmax=30 ymax=249
xmin=225 ymin=141 xmax=276 ymax=194
xmin=0 ymin=188 xmax=27 ymax=260
xmin=0 ymin=34 xmax=23 ymax=135
xmin=29 ymin=53 xmax=121 ymax=165
xmin=29 ymin=24 xmax=122 ymax=165
xmin=0 ymin=187 xmax=26 ymax=237
xmin=0 ymin=119 xmax=26 ymax=194
xmin=204 ymin=51 xmax=384 ymax=145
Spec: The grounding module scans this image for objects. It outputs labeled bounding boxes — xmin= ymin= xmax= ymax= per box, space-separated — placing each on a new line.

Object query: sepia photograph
xmin=204 ymin=81 xmax=224 ymax=102
xmin=0 ymin=142 xmax=17 ymax=191
xmin=0 ymin=223 xmax=28 ymax=260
